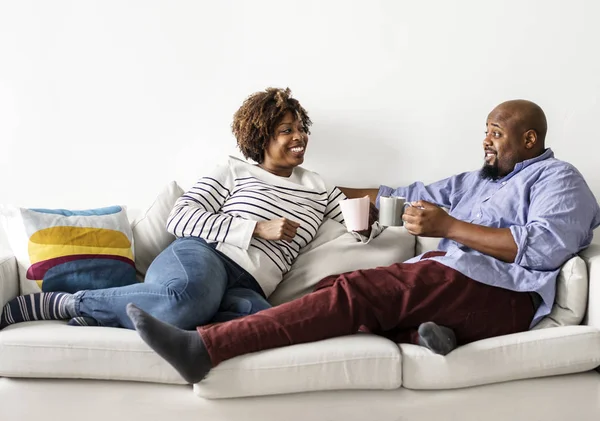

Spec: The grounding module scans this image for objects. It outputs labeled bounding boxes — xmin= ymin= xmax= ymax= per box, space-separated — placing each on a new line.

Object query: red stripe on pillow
xmin=26 ymin=254 xmax=135 ymax=280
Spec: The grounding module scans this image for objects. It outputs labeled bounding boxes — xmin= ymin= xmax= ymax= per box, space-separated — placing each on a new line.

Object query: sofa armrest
xmin=0 ymin=253 xmax=19 ymax=308
xmin=579 ymin=244 xmax=600 ymax=328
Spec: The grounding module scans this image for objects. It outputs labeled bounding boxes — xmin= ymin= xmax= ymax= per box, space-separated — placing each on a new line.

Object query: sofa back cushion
xmin=269 ymin=221 xmax=416 ymax=306
xmin=131 ymin=181 xmax=183 ymax=277
xmin=0 ymin=219 xmax=10 ymax=255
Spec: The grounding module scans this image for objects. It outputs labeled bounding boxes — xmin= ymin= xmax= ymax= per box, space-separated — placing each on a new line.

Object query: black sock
xmin=417 ymin=321 xmax=457 ymax=355
xmin=0 ymin=292 xmax=77 ymax=330
xmin=126 ymin=303 xmax=212 ymax=384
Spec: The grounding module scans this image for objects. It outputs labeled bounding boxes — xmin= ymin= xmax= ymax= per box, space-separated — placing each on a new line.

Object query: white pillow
xmin=533 ymin=255 xmax=588 ymax=329
xmin=269 ymin=219 xmax=416 ymax=306
xmin=131 ymin=181 xmax=184 ymax=277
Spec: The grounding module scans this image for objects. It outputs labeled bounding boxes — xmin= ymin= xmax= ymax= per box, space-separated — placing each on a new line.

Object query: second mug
xmin=379 ymin=196 xmax=410 ymax=226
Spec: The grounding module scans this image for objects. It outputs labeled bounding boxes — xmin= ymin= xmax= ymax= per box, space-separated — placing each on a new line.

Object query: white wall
xmin=1 ymin=0 xmax=599 ymax=214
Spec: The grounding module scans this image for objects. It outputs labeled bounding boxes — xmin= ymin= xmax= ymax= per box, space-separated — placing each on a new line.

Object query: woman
xmin=0 ymin=87 xmax=377 ymax=330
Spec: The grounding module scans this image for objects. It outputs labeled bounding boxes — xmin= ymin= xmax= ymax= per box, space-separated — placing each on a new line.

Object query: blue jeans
xmin=74 ymin=237 xmax=271 ymax=329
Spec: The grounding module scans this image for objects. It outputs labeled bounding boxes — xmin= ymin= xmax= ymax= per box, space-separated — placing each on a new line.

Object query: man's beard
xmin=480 ymin=163 xmax=500 ymax=180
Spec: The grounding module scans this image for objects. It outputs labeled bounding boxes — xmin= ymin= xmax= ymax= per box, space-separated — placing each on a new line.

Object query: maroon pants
xmin=198 ymin=252 xmax=535 ymax=365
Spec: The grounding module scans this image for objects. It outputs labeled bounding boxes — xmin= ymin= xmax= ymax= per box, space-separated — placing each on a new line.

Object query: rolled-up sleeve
xmin=376 ymin=172 xmax=473 ymax=209
xmin=510 ymin=167 xmax=600 ymax=271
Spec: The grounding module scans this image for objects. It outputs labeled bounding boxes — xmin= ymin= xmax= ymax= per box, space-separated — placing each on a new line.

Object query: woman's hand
xmin=368 ymin=202 xmax=379 ymax=225
xmin=253 ymin=218 xmax=301 ymax=242
xmin=354 ymin=203 xmax=379 ymax=237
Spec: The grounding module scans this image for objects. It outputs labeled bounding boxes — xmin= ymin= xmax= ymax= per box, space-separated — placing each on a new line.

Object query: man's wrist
xmin=444 ymin=216 xmax=463 ymax=241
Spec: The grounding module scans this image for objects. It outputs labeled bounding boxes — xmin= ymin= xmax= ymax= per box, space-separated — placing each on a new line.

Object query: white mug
xmin=339 ymin=196 xmax=370 ymax=231
xmin=379 ymin=196 xmax=410 ymax=226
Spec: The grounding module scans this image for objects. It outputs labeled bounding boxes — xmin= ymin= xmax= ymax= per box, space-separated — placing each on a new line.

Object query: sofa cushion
xmin=131 ymin=181 xmax=183 ymax=277
xmin=415 ymin=236 xmax=442 ymax=256
xmin=400 ymin=325 xmax=600 ymax=390
xmin=580 ymin=243 xmax=600 ymax=329
xmin=533 ymin=256 xmax=588 ymax=329
xmin=1 ymin=206 xmax=137 ymax=295
xmin=194 ymin=333 xmax=402 ymax=399
xmin=0 ymin=255 xmax=18 ymax=308
xmin=0 ymin=321 xmax=186 ymax=384
xmin=269 ymin=220 xmax=415 ymax=306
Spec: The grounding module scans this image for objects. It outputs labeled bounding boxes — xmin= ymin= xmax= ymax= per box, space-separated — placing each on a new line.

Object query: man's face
xmin=480 ymin=107 xmax=525 ymax=180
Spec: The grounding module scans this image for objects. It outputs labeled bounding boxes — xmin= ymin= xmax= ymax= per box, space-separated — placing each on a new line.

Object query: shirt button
xmin=476 ymin=213 xmax=481 ymax=218
xmin=501 ymin=181 xmax=507 ymax=186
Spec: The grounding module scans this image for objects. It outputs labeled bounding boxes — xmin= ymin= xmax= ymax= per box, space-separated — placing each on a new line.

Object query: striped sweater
xmin=166 ymin=156 xmax=347 ymax=297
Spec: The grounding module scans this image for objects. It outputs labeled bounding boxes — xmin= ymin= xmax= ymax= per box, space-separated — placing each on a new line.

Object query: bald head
xmin=490 ymin=99 xmax=547 ymax=147
xmin=481 ymin=100 xmax=548 ymax=180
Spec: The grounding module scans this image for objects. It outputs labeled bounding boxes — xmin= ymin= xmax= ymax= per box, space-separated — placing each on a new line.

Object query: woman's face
xmin=261 ymin=111 xmax=308 ymax=177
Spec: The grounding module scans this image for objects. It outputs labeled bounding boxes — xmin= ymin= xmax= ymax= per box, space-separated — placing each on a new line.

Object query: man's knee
xmin=314 ymin=274 xmax=340 ymax=291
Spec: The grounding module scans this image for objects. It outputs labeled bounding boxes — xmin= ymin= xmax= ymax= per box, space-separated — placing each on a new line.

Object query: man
xmin=126 ymin=100 xmax=600 ymax=384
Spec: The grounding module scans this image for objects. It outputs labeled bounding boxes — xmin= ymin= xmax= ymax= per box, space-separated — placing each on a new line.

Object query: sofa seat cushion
xmin=400 ymin=325 xmax=600 ymax=390
xmin=194 ymin=334 xmax=402 ymax=399
xmin=0 ymin=321 xmax=186 ymax=384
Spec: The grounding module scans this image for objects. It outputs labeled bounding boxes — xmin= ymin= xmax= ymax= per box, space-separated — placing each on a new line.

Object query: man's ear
xmin=524 ymin=129 xmax=538 ymax=149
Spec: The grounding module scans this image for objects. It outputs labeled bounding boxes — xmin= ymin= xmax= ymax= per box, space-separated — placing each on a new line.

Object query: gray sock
xmin=126 ymin=303 xmax=212 ymax=384
xmin=417 ymin=321 xmax=457 ymax=356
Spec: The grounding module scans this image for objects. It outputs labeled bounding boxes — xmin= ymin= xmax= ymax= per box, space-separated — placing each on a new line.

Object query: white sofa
xmin=1 ymin=189 xmax=600 ymax=421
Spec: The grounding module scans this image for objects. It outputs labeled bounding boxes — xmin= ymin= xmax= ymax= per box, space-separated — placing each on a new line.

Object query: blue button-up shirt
xmin=377 ymin=149 xmax=600 ymax=326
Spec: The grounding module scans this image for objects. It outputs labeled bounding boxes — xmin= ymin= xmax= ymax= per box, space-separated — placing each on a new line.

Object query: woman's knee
xmin=146 ymin=239 xmax=228 ymax=294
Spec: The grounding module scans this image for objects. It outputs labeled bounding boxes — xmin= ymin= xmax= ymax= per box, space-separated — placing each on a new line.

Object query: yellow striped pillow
xmin=3 ymin=205 xmax=137 ymax=294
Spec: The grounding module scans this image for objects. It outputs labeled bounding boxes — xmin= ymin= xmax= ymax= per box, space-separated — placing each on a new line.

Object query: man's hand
xmin=402 ymin=200 xmax=455 ymax=237
xmin=403 ymin=200 xmax=518 ymax=263
xmin=253 ymin=218 xmax=300 ymax=242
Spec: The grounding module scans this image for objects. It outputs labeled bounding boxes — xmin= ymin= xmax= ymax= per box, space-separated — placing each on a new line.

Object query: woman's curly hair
xmin=232 ymin=87 xmax=311 ymax=163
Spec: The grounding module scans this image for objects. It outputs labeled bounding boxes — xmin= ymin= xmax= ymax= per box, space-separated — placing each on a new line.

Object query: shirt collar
xmin=500 ymin=148 xmax=554 ymax=182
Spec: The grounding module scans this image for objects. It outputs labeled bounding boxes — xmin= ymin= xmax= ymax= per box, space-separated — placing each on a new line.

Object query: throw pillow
xmin=269 ymin=219 xmax=416 ymax=306
xmin=131 ymin=181 xmax=184 ymax=277
xmin=1 ymin=205 xmax=137 ymax=295
xmin=533 ymin=255 xmax=588 ymax=329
